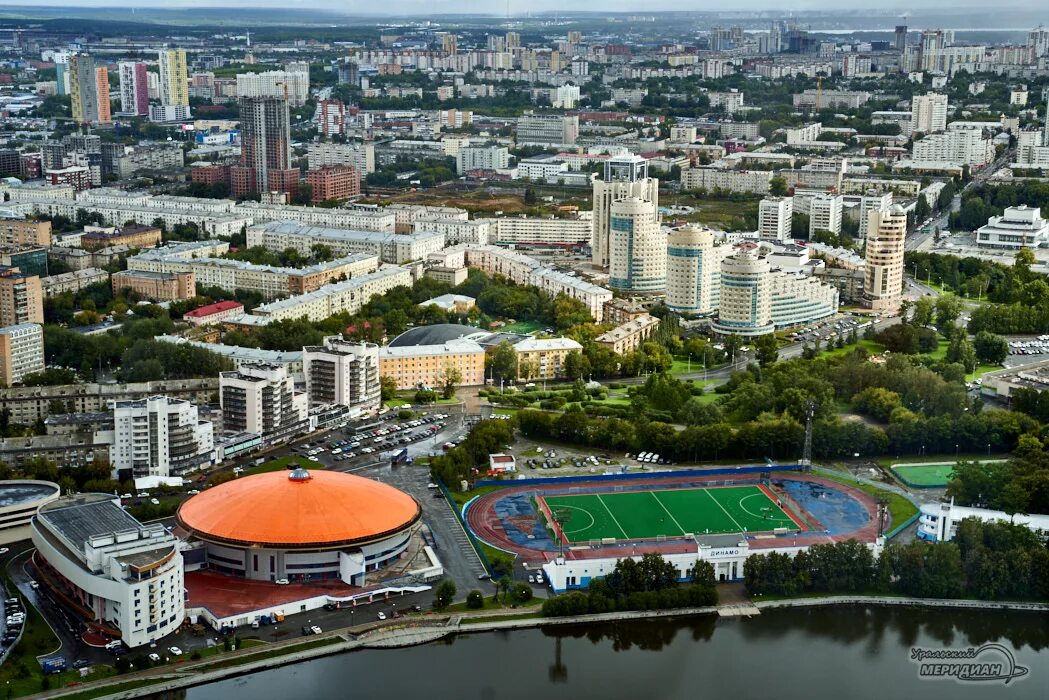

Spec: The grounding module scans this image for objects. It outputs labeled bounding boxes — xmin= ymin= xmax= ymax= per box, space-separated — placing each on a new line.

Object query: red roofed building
xmin=488 ymin=453 xmax=516 ymax=474
xmin=183 ymin=300 xmax=244 ymax=326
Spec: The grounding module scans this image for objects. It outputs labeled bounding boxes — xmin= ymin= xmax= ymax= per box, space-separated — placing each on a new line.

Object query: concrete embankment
xmin=32 ymin=597 xmax=1049 ymax=700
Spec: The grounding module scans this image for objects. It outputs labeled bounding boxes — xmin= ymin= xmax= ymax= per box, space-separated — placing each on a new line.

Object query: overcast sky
xmin=7 ymin=0 xmax=1026 ymax=13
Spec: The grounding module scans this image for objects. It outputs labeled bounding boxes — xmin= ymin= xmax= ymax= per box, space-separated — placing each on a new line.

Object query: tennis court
xmin=891 ymin=463 xmax=956 ymax=487
xmin=541 ymin=485 xmax=803 ymax=543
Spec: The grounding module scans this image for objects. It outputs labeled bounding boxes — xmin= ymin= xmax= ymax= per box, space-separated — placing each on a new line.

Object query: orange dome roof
xmin=176 ymin=469 xmax=420 ymax=549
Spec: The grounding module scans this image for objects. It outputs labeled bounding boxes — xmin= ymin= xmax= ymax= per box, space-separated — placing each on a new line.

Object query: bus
xmin=391 ymin=448 xmax=411 ymax=466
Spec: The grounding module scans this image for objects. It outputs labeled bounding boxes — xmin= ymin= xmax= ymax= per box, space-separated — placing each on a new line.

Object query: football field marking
xmin=649 ymin=491 xmax=687 ymax=535
xmin=595 ymin=493 xmax=630 ymax=540
xmin=704 ymin=487 xmax=745 ymax=532
xmin=550 ymin=504 xmax=596 ymax=536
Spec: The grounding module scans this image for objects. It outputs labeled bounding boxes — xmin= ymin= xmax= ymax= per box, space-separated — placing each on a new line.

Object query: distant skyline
xmin=3 ymin=0 xmax=1042 ymax=13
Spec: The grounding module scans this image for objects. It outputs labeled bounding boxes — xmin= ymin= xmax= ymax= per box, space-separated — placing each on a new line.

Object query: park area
xmin=540 ymin=485 xmax=803 ymax=543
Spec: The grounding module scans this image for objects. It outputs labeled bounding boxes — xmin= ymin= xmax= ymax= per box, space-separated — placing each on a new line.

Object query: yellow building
xmin=514 ymin=337 xmax=583 ymax=380
xmin=378 ymin=339 xmax=486 ymax=390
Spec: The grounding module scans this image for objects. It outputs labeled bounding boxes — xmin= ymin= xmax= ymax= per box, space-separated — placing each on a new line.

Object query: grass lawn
xmin=0 ymin=583 xmax=69 ymax=698
xmin=56 ymin=678 xmax=164 ymax=700
xmin=499 ymin=320 xmax=544 ymax=334
xmin=815 ymin=468 xmax=918 ymax=530
xmin=446 ymin=596 xmax=541 ymax=614
xmin=820 ymin=339 xmax=885 ymax=359
xmin=890 ymin=463 xmax=956 ymax=487
xmin=385 ymin=398 xmax=410 ymax=408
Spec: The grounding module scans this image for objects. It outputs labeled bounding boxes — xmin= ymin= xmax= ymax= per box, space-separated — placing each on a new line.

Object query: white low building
xmin=975 ymin=205 xmax=1049 ymax=250
xmin=917 ymin=500 xmax=1049 ymax=542
xmin=31 ymin=493 xmax=184 ymax=648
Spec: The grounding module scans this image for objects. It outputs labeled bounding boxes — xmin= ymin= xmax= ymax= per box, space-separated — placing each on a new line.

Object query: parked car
xmin=377 ymin=612 xmax=386 ymax=620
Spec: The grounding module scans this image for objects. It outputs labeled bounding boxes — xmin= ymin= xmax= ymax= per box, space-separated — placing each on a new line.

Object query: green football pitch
xmin=540 ymin=485 xmax=802 ymax=543
xmin=891 ymin=463 xmax=955 ymax=487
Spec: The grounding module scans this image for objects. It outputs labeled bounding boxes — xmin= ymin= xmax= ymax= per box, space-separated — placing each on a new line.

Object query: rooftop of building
xmin=37 ymin=493 xmax=143 ymax=545
xmin=0 ymin=480 xmax=59 ymax=508
xmin=182 ymin=300 xmax=244 ymax=318
xmin=247 ymin=220 xmax=440 ymax=242
xmin=513 ymin=336 xmax=583 ymax=352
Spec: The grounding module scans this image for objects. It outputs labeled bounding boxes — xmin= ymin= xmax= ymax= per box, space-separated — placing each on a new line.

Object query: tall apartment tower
xmin=302 ymin=337 xmax=381 ymax=413
xmin=219 ymin=362 xmax=308 ymax=438
xmin=809 ymin=194 xmax=843 ymax=236
xmin=859 ymin=192 xmax=893 ymax=240
xmin=158 ymin=48 xmax=189 ymax=106
xmin=608 ymin=197 xmax=666 ymax=294
xmin=95 ymin=67 xmax=111 ymax=124
xmin=0 ymin=266 xmax=43 ymax=327
xmin=864 ymin=205 xmax=907 ymax=315
xmin=0 ymin=323 xmax=44 ymax=386
xmin=666 ymin=224 xmax=721 ymax=316
xmin=232 ymin=96 xmax=298 ymax=197
xmin=894 ymin=25 xmax=908 ymax=52
xmin=911 ymin=93 xmax=949 ymax=134
xmin=712 ymin=247 xmax=774 ymax=337
xmin=69 ymin=54 xmax=100 ymax=124
xmin=591 ymin=154 xmax=658 ymax=269
xmin=758 ymin=196 xmax=794 ymax=243
xmin=118 ymin=61 xmax=149 ymax=115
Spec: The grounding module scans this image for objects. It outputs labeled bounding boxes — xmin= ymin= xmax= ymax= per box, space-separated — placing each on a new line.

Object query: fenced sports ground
xmin=540 ymin=485 xmax=803 ymax=543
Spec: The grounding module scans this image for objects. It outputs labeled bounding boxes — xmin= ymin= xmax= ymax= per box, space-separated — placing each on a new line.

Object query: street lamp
xmin=955 ymin=444 xmax=959 ymax=458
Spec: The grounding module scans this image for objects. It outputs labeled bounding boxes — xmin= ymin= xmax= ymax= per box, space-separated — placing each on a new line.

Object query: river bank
xmin=30 ymin=595 xmax=1049 ymax=700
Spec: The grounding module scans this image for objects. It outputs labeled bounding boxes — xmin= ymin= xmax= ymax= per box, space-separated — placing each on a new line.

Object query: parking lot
xmin=787 ymin=314 xmax=874 ymax=345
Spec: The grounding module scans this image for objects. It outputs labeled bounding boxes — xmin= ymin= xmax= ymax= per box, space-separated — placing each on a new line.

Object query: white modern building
xmin=108 ymin=396 xmax=215 ymax=479
xmin=219 ymin=362 xmax=309 ymax=443
xmin=758 ymin=197 xmax=793 ymax=243
xmin=769 ymin=273 xmax=839 ymax=330
xmin=608 ymin=197 xmax=666 ymax=294
xmin=489 ymin=217 xmax=592 ymax=247
xmin=912 ymin=129 xmax=993 ymax=166
xmin=415 ymin=218 xmax=491 ymax=246
xmin=0 ymin=323 xmax=45 ymax=386
xmin=975 ymin=205 xmax=1049 ymax=250
xmin=0 ymin=480 xmax=60 ymax=546
xmin=809 ymin=194 xmax=843 ymax=236
xmin=592 ymin=154 xmax=659 ymax=269
xmin=917 ymin=500 xmax=1049 ymax=542
xmin=302 ymin=337 xmax=381 ymax=414
xmin=236 ymin=68 xmax=310 ymax=106
xmin=306 ymin=141 xmax=376 ymax=174
xmin=31 ymin=494 xmax=184 ymax=648
xmin=456 ymin=145 xmax=510 ymax=174
xmin=712 ymin=247 xmax=775 ymax=336
xmin=911 ymin=93 xmax=949 ymax=134
xmin=666 ymin=225 xmax=723 ymax=316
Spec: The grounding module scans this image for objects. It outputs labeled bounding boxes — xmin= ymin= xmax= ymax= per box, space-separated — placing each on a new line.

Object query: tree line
xmin=745 ymin=522 xmax=1049 ymax=602
xmin=541 ymin=553 xmax=718 ymax=617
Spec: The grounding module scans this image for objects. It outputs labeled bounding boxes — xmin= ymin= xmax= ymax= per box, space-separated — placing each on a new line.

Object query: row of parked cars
xmin=1008 ymin=337 xmax=1049 ymax=355
xmin=3 ymin=596 xmax=24 ymax=650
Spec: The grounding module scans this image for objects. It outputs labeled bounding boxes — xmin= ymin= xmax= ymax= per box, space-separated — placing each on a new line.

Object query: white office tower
xmin=591 ymin=154 xmax=658 ymax=269
xmin=864 ymin=205 xmax=907 ymax=314
xmin=809 ymin=194 xmax=843 ymax=236
xmin=302 ymin=336 xmax=381 ymax=414
xmin=109 ymin=395 xmax=214 ymax=479
xmin=758 ymin=197 xmax=794 ymax=242
xmin=608 ymin=197 xmax=666 ymax=294
xmin=712 ymin=247 xmax=774 ymax=337
xmin=911 ymin=93 xmax=948 ymax=134
xmin=666 ymin=225 xmax=720 ymax=316
xmin=859 ymin=192 xmax=893 ymax=240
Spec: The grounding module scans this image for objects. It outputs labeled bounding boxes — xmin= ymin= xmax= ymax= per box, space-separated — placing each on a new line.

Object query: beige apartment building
xmin=864 ymin=205 xmax=907 ymax=314
xmin=378 ymin=339 xmax=486 ymax=390
xmin=0 ymin=219 xmax=52 ymax=248
xmin=595 ymin=314 xmax=661 ymax=354
xmin=0 ymin=267 xmax=43 ymax=327
xmin=111 ymin=270 xmax=196 ymax=301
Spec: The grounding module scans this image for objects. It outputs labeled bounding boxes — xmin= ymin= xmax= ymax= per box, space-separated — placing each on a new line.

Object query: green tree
xmin=440 ymin=363 xmax=462 ymax=399
xmin=488 ymin=342 xmax=518 ymax=382
xmin=972 ymin=331 xmax=1007 ymax=365
xmin=754 ymin=334 xmax=779 ymax=367
xmin=380 ymin=376 xmax=398 ymax=401
xmin=769 ymin=176 xmax=788 ymax=196
xmin=465 ymin=590 xmax=484 ymax=609
xmin=433 ymin=579 xmax=457 ymax=609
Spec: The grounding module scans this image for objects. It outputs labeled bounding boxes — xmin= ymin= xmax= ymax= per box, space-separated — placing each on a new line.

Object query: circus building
xmin=176 ymin=468 xmax=421 ymax=586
